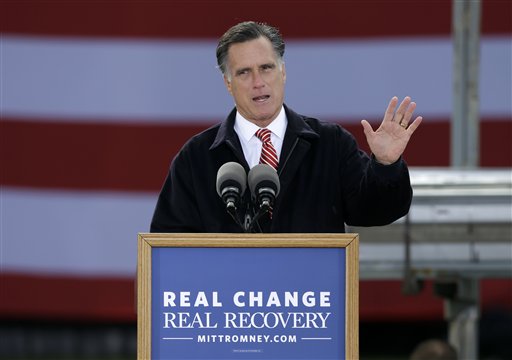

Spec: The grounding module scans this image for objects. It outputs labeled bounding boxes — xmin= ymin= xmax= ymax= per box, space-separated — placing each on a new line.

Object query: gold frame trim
xmin=137 ymin=233 xmax=359 ymax=359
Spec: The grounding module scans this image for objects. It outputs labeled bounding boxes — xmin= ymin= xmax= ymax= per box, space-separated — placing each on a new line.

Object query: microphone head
xmin=248 ymin=164 xmax=280 ymax=197
xmin=216 ymin=162 xmax=247 ymax=197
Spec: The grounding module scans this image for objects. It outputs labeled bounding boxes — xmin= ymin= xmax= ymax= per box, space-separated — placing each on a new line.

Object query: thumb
xmin=361 ymin=120 xmax=373 ymax=136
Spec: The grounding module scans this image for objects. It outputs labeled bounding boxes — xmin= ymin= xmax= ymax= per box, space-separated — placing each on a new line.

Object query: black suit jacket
xmin=150 ymin=105 xmax=412 ymax=233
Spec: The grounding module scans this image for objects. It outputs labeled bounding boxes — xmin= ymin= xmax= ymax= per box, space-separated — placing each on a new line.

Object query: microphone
xmin=216 ymin=162 xmax=247 ymax=214
xmin=248 ymin=164 xmax=280 ymax=213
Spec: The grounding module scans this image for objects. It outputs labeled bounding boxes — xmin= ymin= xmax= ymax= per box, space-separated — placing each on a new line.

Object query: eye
xmin=236 ymin=69 xmax=250 ymax=77
xmin=261 ymin=64 xmax=275 ymax=72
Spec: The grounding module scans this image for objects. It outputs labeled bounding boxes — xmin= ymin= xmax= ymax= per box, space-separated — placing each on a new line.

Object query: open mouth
xmin=253 ymin=95 xmax=270 ymax=102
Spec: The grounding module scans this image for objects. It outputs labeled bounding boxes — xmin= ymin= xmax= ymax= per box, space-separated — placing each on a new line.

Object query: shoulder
xmin=181 ymin=123 xmax=222 ymax=151
xmin=287 ymin=107 xmax=356 ymax=143
xmin=285 ymin=107 xmax=361 ymax=161
xmin=168 ymin=124 xmax=222 ymax=170
xmin=286 ymin=105 xmax=350 ymax=134
xmin=306 ymin=117 xmax=346 ymax=135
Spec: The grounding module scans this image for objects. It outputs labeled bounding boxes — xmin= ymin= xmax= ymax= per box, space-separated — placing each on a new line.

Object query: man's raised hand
xmin=361 ymin=96 xmax=422 ymax=165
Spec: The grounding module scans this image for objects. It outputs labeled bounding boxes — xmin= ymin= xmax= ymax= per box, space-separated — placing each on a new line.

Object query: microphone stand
xmin=226 ymin=203 xmax=245 ymax=231
xmin=244 ymin=205 xmax=268 ymax=233
xmin=226 ymin=201 xmax=268 ymax=233
xmin=243 ymin=190 xmax=274 ymax=232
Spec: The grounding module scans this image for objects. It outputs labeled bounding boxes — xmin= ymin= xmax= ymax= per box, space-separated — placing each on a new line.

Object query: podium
xmin=137 ymin=233 xmax=359 ymax=359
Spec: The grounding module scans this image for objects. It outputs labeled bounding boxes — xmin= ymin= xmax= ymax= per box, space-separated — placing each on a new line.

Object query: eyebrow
xmin=261 ymin=63 xmax=276 ymax=69
xmin=235 ymin=62 xmax=276 ymax=76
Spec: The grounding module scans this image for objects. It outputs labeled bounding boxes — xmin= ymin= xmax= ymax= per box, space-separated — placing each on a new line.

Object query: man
xmin=150 ymin=21 xmax=422 ymax=233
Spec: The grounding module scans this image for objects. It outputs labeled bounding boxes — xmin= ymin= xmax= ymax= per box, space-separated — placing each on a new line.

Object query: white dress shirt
xmin=233 ymin=106 xmax=288 ymax=169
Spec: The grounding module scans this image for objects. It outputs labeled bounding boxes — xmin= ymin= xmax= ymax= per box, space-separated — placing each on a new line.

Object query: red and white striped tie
xmin=255 ymin=128 xmax=279 ymax=170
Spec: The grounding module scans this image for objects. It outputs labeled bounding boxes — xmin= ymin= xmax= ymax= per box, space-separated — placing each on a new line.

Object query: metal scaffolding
xmin=452 ymin=0 xmax=481 ymax=168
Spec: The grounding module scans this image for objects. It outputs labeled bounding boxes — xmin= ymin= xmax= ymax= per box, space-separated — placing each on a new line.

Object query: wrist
xmin=372 ymin=154 xmax=398 ymax=166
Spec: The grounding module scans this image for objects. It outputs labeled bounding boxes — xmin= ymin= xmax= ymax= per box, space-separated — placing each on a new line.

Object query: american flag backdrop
xmin=1 ymin=1 xmax=511 ymax=323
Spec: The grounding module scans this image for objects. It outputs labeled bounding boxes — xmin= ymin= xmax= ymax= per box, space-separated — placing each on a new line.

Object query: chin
xmin=254 ymin=115 xmax=274 ymax=124
xmin=253 ymin=109 xmax=278 ymax=122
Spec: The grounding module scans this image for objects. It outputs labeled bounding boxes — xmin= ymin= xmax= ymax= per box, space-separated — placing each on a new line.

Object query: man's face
xmin=223 ymin=36 xmax=286 ymax=127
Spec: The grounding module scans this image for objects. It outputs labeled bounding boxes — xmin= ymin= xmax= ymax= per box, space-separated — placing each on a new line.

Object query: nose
xmin=252 ymin=71 xmax=265 ymax=88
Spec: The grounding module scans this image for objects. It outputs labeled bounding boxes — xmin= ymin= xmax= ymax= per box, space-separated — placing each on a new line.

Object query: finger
xmin=401 ymin=101 xmax=417 ymax=126
xmin=361 ymin=119 xmax=374 ymax=136
xmin=383 ymin=96 xmax=399 ymax=124
xmin=406 ymin=116 xmax=423 ymax=134
xmin=394 ymin=96 xmax=412 ymax=123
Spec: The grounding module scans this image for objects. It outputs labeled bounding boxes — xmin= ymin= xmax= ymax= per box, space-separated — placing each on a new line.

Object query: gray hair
xmin=216 ymin=21 xmax=285 ymax=78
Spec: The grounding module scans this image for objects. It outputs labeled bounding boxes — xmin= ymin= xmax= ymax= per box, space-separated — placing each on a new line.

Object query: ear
xmin=281 ymin=62 xmax=287 ymax=84
xmin=223 ymin=75 xmax=233 ymax=95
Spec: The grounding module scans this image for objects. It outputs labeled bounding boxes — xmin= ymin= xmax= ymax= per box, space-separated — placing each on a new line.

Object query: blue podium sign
xmin=137 ymin=234 xmax=359 ymax=360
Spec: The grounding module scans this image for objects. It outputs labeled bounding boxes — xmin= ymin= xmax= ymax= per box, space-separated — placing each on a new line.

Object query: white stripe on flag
xmin=3 ymin=35 xmax=511 ymax=123
xmin=2 ymin=187 xmax=156 ymax=276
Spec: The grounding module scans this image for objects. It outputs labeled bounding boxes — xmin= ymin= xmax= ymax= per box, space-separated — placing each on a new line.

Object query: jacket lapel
xmin=209 ymin=108 xmax=249 ymax=170
xmin=278 ymin=105 xmax=319 ymax=189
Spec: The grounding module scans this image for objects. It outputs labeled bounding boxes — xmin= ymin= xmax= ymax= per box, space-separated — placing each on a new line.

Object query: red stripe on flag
xmin=2 ymin=118 xmax=511 ymax=192
xmin=359 ymin=279 xmax=512 ymax=322
xmin=0 ymin=118 xmax=210 ymax=192
xmin=480 ymin=119 xmax=512 ymax=167
xmin=0 ymin=273 xmax=136 ymax=322
xmin=1 ymin=1 xmax=510 ymax=39
xmin=357 ymin=119 xmax=512 ymax=168
xmin=1 ymin=272 xmax=510 ymax=322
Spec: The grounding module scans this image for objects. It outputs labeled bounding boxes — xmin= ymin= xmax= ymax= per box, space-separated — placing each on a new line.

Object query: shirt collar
xmin=234 ymin=106 xmax=287 ymax=142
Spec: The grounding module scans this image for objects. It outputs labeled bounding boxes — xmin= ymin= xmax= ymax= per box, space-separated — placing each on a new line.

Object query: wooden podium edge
xmin=346 ymin=234 xmax=359 ymax=360
xmin=140 ymin=232 xmax=356 ymax=248
xmin=137 ymin=234 xmax=152 ymax=360
xmin=137 ymin=233 xmax=359 ymax=360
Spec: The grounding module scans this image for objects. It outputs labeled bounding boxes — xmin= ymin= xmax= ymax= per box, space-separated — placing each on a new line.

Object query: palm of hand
xmin=361 ymin=96 xmax=422 ymax=165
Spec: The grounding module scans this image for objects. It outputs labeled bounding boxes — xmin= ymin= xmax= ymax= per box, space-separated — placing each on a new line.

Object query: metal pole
xmin=452 ymin=0 xmax=481 ymax=168
xmin=445 ymin=278 xmax=480 ymax=360
xmin=450 ymin=1 xmax=482 ymax=357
